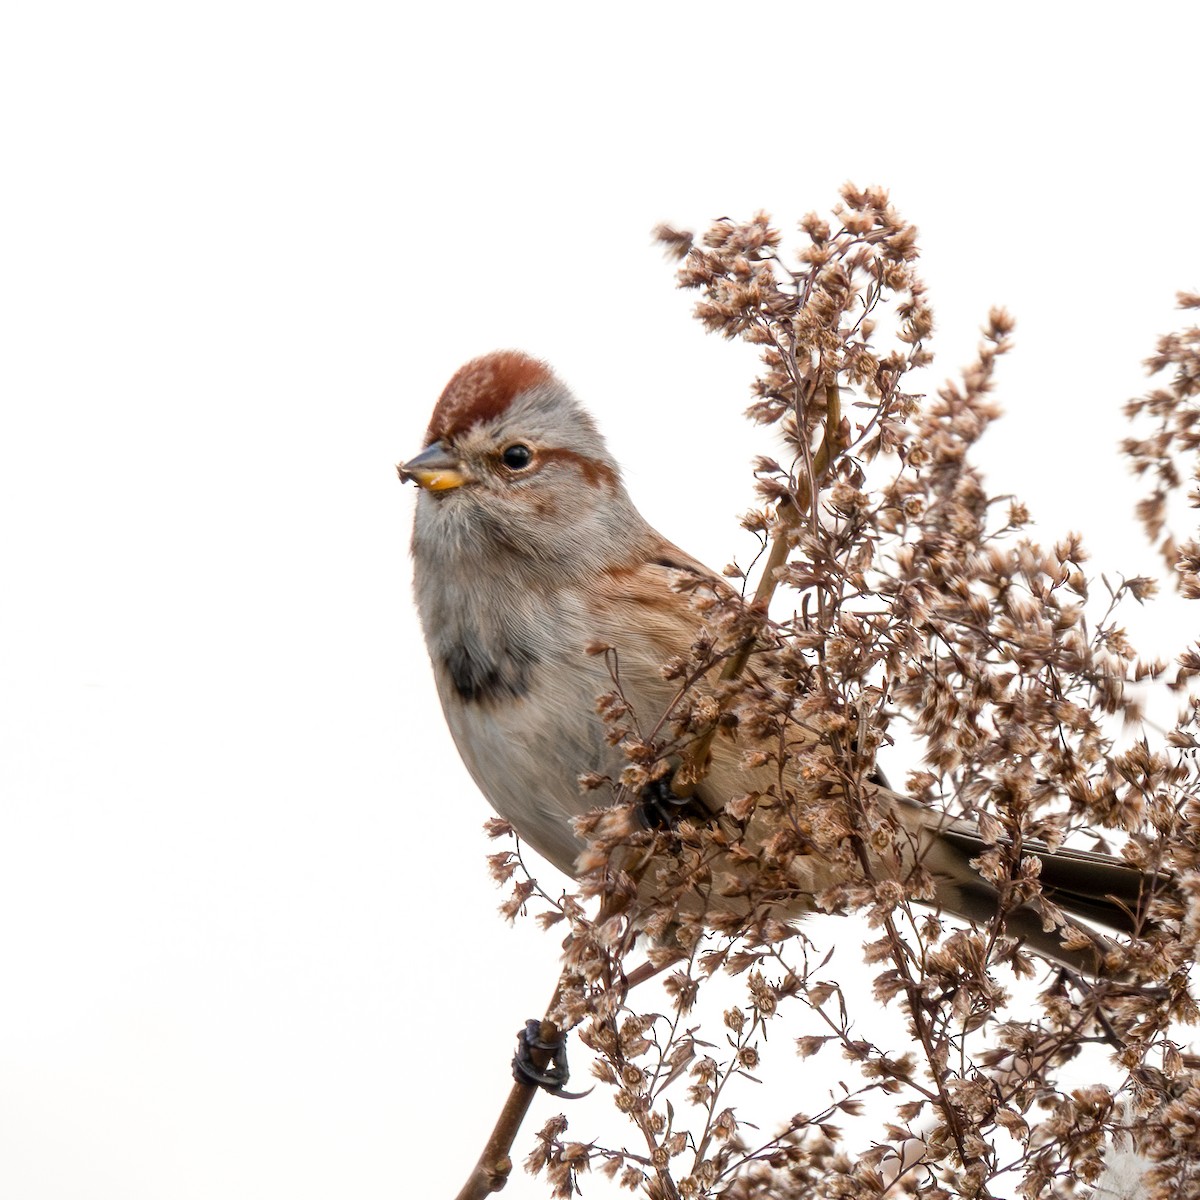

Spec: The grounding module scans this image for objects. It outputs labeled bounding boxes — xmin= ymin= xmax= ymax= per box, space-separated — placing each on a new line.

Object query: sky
xmin=2 ymin=3 xmax=1199 ymax=1197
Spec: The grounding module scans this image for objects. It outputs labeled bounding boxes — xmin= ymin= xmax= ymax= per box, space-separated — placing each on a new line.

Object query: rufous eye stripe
xmin=537 ymin=447 xmax=618 ymax=489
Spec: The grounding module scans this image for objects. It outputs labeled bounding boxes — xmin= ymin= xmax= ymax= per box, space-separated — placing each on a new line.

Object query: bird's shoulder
xmin=593 ymin=537 xmax=726 ymax=606
xmin=575 ymin=538 xmax=737 ymax=666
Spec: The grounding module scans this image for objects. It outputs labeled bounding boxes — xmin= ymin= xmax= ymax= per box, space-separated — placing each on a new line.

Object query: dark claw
xmin=636 ymin=776 xmax=708 ymax=830
xmin=512 ymin=1020 xmax=590 ymax=1099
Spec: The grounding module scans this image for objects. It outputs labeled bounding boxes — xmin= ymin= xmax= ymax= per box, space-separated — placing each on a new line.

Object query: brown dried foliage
xmin=486 ymin=189 xmax=1200 ymax=1198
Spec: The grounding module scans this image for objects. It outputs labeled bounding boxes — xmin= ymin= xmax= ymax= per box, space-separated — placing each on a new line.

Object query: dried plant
xmin=464 ymin=188 xmax=1200 ymax=1199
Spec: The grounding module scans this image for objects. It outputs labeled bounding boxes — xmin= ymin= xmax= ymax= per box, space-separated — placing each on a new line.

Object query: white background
xmin=3 ymin=3 xmax=1199 ymax=1197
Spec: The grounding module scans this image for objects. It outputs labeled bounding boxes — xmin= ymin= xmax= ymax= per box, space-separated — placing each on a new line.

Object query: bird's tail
xmin=923 ymin=809 xmax=1174 ymax=976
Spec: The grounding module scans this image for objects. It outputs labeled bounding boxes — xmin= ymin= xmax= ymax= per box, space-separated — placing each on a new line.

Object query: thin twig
xmin=670 ymin=375 xmax=843 ymax=798
xmin=453 ymin=986 xmax=564 ymax=1200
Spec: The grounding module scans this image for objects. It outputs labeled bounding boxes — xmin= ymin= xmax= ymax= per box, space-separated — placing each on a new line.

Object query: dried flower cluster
xmin=481 ymin=188 xmax=1200 ymax=1199
xmin=1124 ymin=292 xmax=1200 ymax=597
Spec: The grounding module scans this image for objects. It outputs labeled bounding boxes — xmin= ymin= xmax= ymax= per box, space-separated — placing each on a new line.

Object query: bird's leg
xmin=507 ymin=782 xmax=710 ymax=1100
xmin=635 ymin=776 xmax=709 ymax=830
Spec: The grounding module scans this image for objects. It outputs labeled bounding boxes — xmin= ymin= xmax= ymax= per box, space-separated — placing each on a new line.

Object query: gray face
xmin=407 ymin=375 xmax=648 ymax=584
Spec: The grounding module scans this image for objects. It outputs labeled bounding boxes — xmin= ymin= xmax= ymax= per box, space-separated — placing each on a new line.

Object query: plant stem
xmin=670 ymin=375 xmax=842 ymax=798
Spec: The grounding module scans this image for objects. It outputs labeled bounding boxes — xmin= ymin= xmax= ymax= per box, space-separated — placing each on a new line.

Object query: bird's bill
xmin=397 ymin=441 xmax=467 ymax=491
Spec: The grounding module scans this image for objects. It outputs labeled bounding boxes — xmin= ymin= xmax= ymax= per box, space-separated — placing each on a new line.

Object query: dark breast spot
xmin=442 ymin=637 xmax=539 ymax=703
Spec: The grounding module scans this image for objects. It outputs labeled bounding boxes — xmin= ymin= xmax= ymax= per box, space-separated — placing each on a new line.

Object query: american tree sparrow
xmin=400 ymin=351 xmax=1164 ymax=976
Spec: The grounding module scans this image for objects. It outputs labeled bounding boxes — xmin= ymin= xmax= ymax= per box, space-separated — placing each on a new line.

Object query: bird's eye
xmin=500 ymin=444 xmax=533 ymax=471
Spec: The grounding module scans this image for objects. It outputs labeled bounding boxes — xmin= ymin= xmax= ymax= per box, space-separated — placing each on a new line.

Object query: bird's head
xmin=399 ymin=352 xmax=645 ymax=578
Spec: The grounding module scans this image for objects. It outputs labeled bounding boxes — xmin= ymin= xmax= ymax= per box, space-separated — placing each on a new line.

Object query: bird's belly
xmin=439 ymin=668 xmax=615 ymax=877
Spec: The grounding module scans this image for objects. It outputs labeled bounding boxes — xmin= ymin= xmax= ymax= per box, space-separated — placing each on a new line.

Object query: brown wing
xmin=589 ymin=542 xmax=1170 ymax=976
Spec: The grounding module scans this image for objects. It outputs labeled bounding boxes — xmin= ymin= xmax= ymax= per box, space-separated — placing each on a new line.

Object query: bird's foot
xmin=636 ymin=776 xmax=706 ymax=830
xmin=512 ymin=1020 xmax=589 ymax=1098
